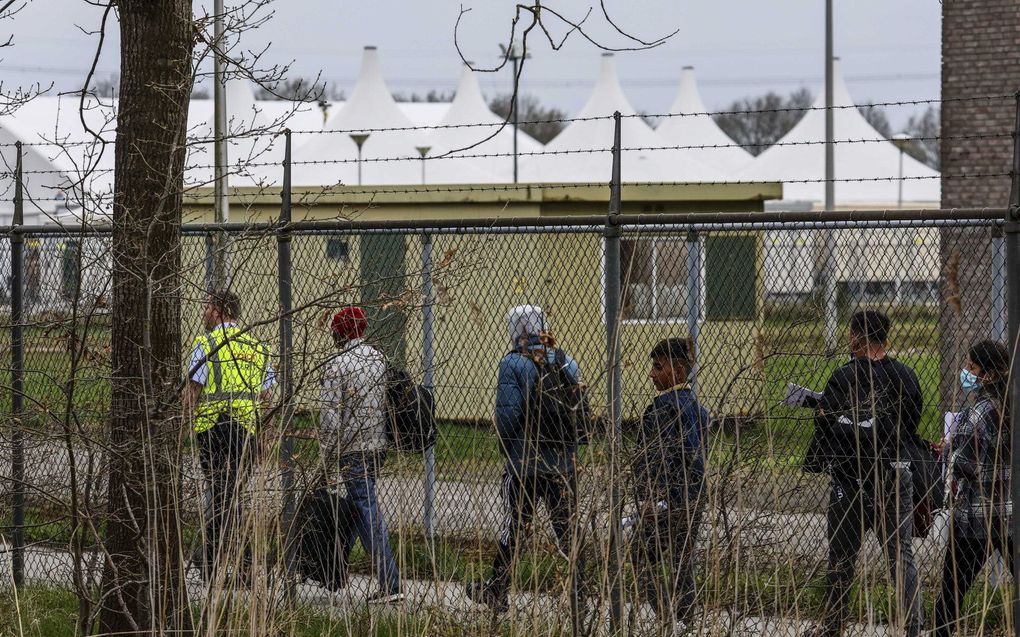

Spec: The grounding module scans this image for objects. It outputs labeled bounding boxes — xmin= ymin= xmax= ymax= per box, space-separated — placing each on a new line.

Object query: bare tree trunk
xmin=99 ymin=1 xmax=193 ymax=634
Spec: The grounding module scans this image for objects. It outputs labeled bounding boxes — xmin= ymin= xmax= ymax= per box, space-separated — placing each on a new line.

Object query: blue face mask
xmin=959 ymin=369 xmax=982 ymax=394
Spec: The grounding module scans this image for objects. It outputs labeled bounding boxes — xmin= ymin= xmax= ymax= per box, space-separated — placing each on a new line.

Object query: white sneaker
xmin=367 ymin=589 xmax=405 ymax=605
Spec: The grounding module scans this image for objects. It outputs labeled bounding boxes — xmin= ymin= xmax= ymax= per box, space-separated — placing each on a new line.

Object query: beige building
xmin=180 ymin=181 xmax=781 ymax=421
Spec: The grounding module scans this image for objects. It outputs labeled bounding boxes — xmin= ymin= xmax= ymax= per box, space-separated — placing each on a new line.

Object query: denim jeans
xmin=340 ymin=452 xmax=400 ymax=594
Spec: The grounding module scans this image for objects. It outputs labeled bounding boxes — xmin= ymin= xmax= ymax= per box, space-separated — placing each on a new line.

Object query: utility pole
xmin=213 ymin=0 xmax=230 ymax=289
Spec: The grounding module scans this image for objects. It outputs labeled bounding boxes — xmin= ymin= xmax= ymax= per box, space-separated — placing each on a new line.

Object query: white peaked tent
xmin=656 ymin=66 xmax=753 ymax=176
xmin=292 ymin=46 xmax=427 ymax=186
xmin=0 ymin=123 xmax=71 ymax=224
xmin=0 ymin=95 xmax=119 ymax=224
xmin=520 ymin=54 xmax=709 ymax=183
xmin=738 ymin=60 xmax=939 ymax=204
xmin=426 ymin=65 xmax=541 ymax=183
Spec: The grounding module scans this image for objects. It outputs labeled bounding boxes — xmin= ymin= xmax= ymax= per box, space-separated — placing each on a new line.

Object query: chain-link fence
xmin=0 ymin=208 xmax=1014 ymax=635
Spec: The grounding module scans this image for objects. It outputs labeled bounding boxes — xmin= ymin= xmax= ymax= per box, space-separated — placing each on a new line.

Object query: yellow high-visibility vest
xmin=192 ymin=325 xmax=269 ymax=434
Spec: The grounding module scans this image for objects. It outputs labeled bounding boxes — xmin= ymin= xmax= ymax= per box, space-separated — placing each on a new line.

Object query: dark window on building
xmin=705 ymin=235 xmax=757 ymax=321
xmin=620 ymin=237 xmax=692 ymax=321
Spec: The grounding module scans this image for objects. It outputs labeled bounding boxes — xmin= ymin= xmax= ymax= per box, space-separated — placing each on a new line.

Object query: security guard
xmin=183 ymin=289 xmax=275 ymax=578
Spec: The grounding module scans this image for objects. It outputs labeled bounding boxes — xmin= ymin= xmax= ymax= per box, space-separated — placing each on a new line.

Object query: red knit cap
xmin=330 ymin=307 xmax=367 ymax=340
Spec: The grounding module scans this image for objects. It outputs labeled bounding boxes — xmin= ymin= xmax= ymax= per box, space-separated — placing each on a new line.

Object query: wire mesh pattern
xmin=0 ymin=214 xmax=1013 ymax=636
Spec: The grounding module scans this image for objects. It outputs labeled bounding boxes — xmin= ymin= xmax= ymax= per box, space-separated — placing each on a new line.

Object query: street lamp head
xmin=349 ymin=133 xmax=370 ymax=149
xmin=891 ymin=133 xmax=912 ymax=151
xmin=500 ymin=41 xmax=531 ymax=61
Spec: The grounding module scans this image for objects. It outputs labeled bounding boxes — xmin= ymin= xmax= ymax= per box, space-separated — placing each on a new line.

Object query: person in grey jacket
xmin=319 ymin=307 xmax=403 ymax=604
xmin=935 ymin=340 xmax=1011 ymax=637
xmin=466 ymin=304 xmax=586 ymax=613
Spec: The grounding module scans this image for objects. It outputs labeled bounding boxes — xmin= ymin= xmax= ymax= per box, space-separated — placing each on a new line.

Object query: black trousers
xmin=822 ymin=470 xmax=921 ymax=636
xmin=491 ymin=469 xmax=585 ymax=591
xmin=197 ymin=420 xmax=255 ymax=571
xmin=630 ymin=502 xmax=703 ymax=624
xmin=934 ymin=530 xmax=1014 ymax=637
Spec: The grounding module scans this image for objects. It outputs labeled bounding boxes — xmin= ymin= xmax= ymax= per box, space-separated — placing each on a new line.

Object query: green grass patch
xmin=0 ymin=586 xmax=80 ymax=637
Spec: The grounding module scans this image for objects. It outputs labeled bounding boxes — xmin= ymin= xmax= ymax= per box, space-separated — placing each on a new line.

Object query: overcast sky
xmin=3 ymin=1 xmax=940 ymax=127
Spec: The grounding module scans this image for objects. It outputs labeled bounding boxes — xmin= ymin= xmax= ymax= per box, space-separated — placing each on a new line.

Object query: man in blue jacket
xmin=631 ymin=338 xmax=709 ymax=627
xmin=466 ymin=304 xmax=586 ymax=613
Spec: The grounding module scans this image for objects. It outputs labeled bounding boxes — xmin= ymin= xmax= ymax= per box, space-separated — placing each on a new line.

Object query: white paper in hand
xmin=943 ymin=411 xmax=962 ymax=440
xmin=783 ymin=383 xmax=823 ymax=408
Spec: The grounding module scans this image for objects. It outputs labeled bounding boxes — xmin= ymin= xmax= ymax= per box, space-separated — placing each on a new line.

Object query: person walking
xmin=319 ymin=306 xmax=404 ymax=604
xmin=934 ymin=340 xmax=1011 ymax=637
xmin=184 ymin=289 xmax=274 ymax=580
xmin=630 ymin=338 xmax=710 ymax=629
xmin=466 ymin=304 xmax=587 ymax=613
xmin=802 ymin=310 xmax=925 ymax=637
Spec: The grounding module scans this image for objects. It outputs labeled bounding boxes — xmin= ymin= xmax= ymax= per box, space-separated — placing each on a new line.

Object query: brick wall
xmin=938 ymin=0 xmax=1020 ymax=410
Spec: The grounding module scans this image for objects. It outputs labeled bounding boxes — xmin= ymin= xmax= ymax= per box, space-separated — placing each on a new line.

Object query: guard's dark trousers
xmin=197 ymin=418 xmax=255 ymax=574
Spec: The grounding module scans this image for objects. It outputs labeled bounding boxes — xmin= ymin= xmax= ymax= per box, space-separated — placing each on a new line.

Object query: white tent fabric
xmin=736 ymin=60 xmax=939 ymax=204
xmin=656 ymin=66 xmax=752 ymax=176
xmin=189 ymin=79 xmax=284 ymax=190
xmin=520 ymin=54 xmax=709 ymax=184
xmin=290 ymin=46 xmax=429 ymax=186
xmin=0 ymin=95 xmax=116 ymax=223
xmin=425 ymin=65 xmax=540 ymax=183
xmin=3 ymin=48 xmax=944 ymax=218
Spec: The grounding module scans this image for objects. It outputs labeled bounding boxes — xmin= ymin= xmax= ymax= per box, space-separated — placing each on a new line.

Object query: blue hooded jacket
xmin=632 ymin=386 xmax=709 ymax=505
xmin=495 ymin=334 xmax=582 ymax=477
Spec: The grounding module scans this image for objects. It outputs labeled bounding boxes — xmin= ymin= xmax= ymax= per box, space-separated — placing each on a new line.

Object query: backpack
xmin=296 ymin=488 xmax=359 ymax=590
xmin=384 ymin=367 xmax=437 ymax=452
xmin=526 ymin=348 xmax=588 ymax=447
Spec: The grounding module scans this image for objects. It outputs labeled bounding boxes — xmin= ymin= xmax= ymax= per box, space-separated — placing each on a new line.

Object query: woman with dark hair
xmin=935 ymin=340 xmax=1011 ymax=637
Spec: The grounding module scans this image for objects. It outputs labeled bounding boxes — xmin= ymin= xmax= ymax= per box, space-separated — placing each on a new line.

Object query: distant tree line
xmin=713 ymin=88 xmax=939 ymax=169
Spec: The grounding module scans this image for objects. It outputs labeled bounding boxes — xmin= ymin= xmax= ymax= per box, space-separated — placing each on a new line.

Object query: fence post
xmin=10 ymin=142 xmax=25 ymax=588
xmin=277 ymin=130 xmax=298 ymax=594
xmin=686 ymin=230 xmax=701 ymax=394
xmin=421 ymin=231 xmax=437 ymax=539
xmin=992 ymin=225 xmax=1006 ymax=341
xmin=604 ymin=111 xmax=624 ymax=634
xmin=1005 ymin=92 xmax=1020 ymax=637
xmin=1001 ymin=90 xmax=1020 ymax=637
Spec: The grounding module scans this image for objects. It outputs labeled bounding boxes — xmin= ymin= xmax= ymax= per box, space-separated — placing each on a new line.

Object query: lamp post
xmin=891 ymin=133 xmax=912 ymax=304
xmin=892 ymin=133 xmax=911 ymax=209
xmin=318 ymin=99 xmax=331 ymax=126
xmin=822 ymin=0 xmax=837 ymax=352
xmin=499 ymin=41 xmax=530 ymax=183
xmin=350 ymin=133 xmax=370 ymax=186
xmin=415 ymin=146 xmax=431 ymax=185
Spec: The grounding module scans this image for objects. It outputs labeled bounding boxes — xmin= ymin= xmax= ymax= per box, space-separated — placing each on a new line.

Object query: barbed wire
xmin=0 ymin=91 xmax=1011 ymax=149
xmin=271 ymin=93 xmax=1015 ymax=137
xmin=1 ymin=132 xmax=999 ymax=179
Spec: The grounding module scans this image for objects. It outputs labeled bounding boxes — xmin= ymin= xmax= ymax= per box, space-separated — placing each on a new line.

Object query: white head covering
xmin=506 ymin=304 xmax=547 ymax=345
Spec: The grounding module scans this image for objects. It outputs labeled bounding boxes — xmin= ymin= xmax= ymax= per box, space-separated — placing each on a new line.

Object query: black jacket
xmin=803 ymin=356 xmax=924 ymax=480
